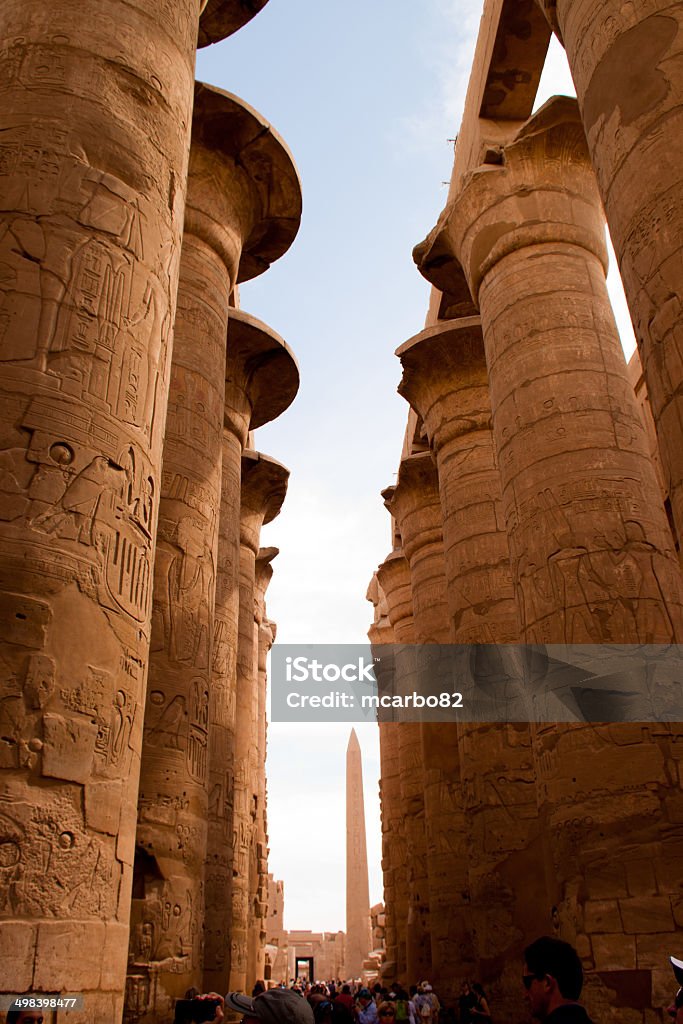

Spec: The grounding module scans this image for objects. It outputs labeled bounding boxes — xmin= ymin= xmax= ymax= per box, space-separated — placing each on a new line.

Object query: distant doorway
xmin=296 ymin=956 xmax=314 ymax=981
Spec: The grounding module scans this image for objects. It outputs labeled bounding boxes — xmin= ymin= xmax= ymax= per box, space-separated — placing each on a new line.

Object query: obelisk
xmin=346 ymin=729 xmax=373 ymax=979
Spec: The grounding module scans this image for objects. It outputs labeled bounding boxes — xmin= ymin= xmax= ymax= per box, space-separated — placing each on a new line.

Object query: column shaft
xmin=539 ymin=0 xmax=683 ymax=545
xmin=0 ymin=0 xmax=200 ymax=1011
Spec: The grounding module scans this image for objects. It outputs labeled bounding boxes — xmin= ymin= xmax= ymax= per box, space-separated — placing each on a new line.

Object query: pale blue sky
xmin=196 ymin=2 xmax=635 ymax=934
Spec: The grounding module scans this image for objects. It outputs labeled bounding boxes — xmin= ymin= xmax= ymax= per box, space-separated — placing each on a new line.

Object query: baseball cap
xmin=671 ymin=957 xmax=683 ymax=986
xmin=226 ymin=989 xmax=315 ymax=1024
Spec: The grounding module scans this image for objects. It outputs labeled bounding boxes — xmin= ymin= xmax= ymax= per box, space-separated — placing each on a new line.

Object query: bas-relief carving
xmin=0 ymin=122 xmax=175 ymax=449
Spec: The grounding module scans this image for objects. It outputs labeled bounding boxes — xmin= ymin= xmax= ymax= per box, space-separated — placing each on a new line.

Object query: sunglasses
xmin=522 ymin=975 xmax=544 ymax=990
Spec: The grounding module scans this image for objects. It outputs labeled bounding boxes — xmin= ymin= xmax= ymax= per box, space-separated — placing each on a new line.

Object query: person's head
xmin=357 ymin=990 xmax=371 ymax=1008
xmin=226 ymin=988 xmax=315 ymax=1024
xmin=7 ymin=1013 xmax=45 ymax=1024
xmin=669 ymin=956 xmax=683 ymax=1024
xmin=472 ymin=985 xmax=484 ymax=999
xmin=377 ymin=1003 xmax=396 ymax=1023
xmin=523 ymin=937 xmax=583 ymax=1020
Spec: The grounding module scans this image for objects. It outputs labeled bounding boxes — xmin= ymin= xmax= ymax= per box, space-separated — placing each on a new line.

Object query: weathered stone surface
xmin=536 ymin=0 xmax=683 ymax=550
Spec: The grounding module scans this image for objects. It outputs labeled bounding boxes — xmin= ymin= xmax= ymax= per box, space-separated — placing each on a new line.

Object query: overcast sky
xmin=196 ymin=0 xmax=636 ymax=936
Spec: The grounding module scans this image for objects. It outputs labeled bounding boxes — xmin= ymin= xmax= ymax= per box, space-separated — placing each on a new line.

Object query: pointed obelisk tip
xmin=347 ymin=728 xmax=360 ymax=752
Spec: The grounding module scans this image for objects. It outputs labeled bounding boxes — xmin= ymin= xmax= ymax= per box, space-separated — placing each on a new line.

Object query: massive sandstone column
xmin=231 ymin=451 xmax=288 ymax=991
xmin=247 ymin=548 xmax=277 ymax=986
xmin=204 ymin=312 xmax=298 ymax=994
xmin=445 ymin=96 xmax=683 ymax=645
xmin=396 ymin=319 xmax=544 ymax=1014
xmin=536 ymin=0 xmax=683 ymax=548
xmin=440 ymin=94 xmax=683 ymax=1005
xmin=383 ymin=456 xmax=472 ymax=998
xmin=128 ymin=85 xmax=300 ymax=1019
xmin=345 ymin=729 xmax=373 ymax=979
xmin=375 ymin=550 xmax=414 ymax=982
xmin=0 ymin=3 xmax=269 ymax=1014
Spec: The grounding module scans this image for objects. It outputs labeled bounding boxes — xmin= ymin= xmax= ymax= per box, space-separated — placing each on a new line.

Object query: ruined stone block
xmin=34 ymin=921 xmax=105 ymax=989
xmin=584 ymin=899 xmax=623 ymax=934
xmin=85 ymin=780 xmax=123 ymax=835
xmin=42 ymin=714 xmax=98 ymax=784
xmin=0 ymin=920 xmax=36 ymax=990
xmin=592 ymin=933 xmax=637 ymax=970
xmin=620 ymin=896 xmax=675 ymax=934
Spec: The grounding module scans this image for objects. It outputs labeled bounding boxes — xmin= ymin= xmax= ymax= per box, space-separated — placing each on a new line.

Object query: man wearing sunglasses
xmin=522 ymin=937 xmax=594 ymax=1024
xmin=669 ymin=955 xmax=683 ymax=1023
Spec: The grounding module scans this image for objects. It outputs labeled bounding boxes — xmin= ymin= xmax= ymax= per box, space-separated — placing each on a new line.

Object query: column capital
xmin=375 ymin=550 xmax=415 ymax=642
xmin=255 ymin=545 xmax=278 ymax=607
xmin=397 ymin=318 xmax=488 ymax=437
xmin=418 ymin=96 xmax=606 ymax=302
xmin=240 ymin=450 xmax=289 ymax=552
xmin=198 ymin=0 xmax=269 ymax=48
xmin=382 ymin=452 xmax=441 ymax=563
xmin=224 ymin=308 xmax=299 ymax=445
xmin=186 ymin=83 xmax=302 ymax=282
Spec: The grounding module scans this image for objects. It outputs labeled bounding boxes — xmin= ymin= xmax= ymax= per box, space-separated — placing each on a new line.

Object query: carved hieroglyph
xmin=345 ymin=729 xmax=373 ymax=979
xmin=536 ymin=0 xmax=683 ymax=550
xmin=0 ymin=0 xmax=199 ymax=1013
xmin=443 ymin=96 xmax=683 ymax=645
xmin=230 ymin=451 xmax=288 ymax=992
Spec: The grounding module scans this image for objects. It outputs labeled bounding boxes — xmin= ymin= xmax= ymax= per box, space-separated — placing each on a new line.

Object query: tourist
xmin=459 ymin=983 xmax=477 ymax=1024
xmin=173 ymin=992 xmax=224 ymax=1023
xmin=336 ymin=985 xmax=355 ymax=1015
xmin=393 ymin=984 xmax=411 ymax=1024
xmin=5 ymin=1010 xmax=50 ymax=1024
xmin=226 ymin=987 xmax=315 ymax=1024
xmin=356 ymin=988 xmax=379 ymax=1024
xmin=377 ymin=1001 xmax=397 ymax=1024
xmin=669 ymin=955 xmax=683 ymax=1024
xmin=470 ymin=984 xmax=491 ymax=1024
xmin=523 ymin=936 xmax=594 ymax=1024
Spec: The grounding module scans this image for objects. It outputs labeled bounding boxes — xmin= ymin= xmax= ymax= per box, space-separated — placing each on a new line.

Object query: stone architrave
xmin=345 ymin=729 xmax=373 ymax=980
xmin=375 ymin=551 xmax=414 ymax=982
xmin=247 ymin=548 xmax=278 ymax=986
xmin=205 ymin=312 xmax=298 ymax=995
xmin=441 ymin=96 xmax=683 ymax=645
xmin=434 ymin=93 xmax=683 ymax=1002
xmin=536 ymin=0 xmax=683 ymax=547
xmin=396 ymin=320 xmax=545 ymax=1012
xmin=383 ymin=455 xmax=471 ymax=998
xmin=128 ymin=85 xmax=300 ymax=1018
xmin=0 ymin=2 xmax=268 ymax=1013
xmin=231 ymin=451 xmax=288 ymax=992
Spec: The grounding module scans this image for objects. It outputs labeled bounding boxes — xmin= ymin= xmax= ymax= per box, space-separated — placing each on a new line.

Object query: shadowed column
xmin=375 ymin=550 xmax=415 ymax=982
xmin=0 ymin=3 xmax=269 ymax=1013
xmin=231 ymin=451 xmax=288 ymax=991
xmin=536 ymin=0 xmax=683 ymax=548
xmin=128 ymin=84 xmax=300 ymax=1019
xmin=205 ymin=312 xmax=298 ymax=994
xmin=396 ymin=318 xmax=544 ymax=1013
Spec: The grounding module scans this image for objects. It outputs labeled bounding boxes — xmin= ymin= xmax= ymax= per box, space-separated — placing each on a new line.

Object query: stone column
xmin=446 ymin=95 xmax=683 ymax=645
xmin=383 ymin=455 xmax=471 ymax=998
xmin=536 ymin=0 xmax=683 ymax=546
xmin=204 ymin=311 xmax=298 ymax=995
xmin=0 ymin=1 xmax=273 ymax=1011
xmin=128 ymin=85 xmax=300 ymax=1019
xmin=397 ymin=318 xmax=545 ymax=1015
xmin=444 ymin=94 xmax=683 ymax=1008
xmin=375 ymin=551 xmax=414 ymax=983
xmin=231 ymin=451 xmax=288 ymax=992
xmin=247 ymin=548 xmax=277 ymax=987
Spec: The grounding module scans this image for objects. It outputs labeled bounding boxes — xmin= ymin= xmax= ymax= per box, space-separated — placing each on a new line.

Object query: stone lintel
xmin=191 ymin=82 xmax=302 ymax=281
xmin=240 ymin=450 xmax=289 ymax=552
xmin=396 ymin=316 xmax=486 ymax=418
xmin=198 ymin=0 xmax=270 ymax=48
xmin=479 ymin=0 xmax=553 ymax=120
xmin=226 ymin=308 xmax=300 ymax=433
